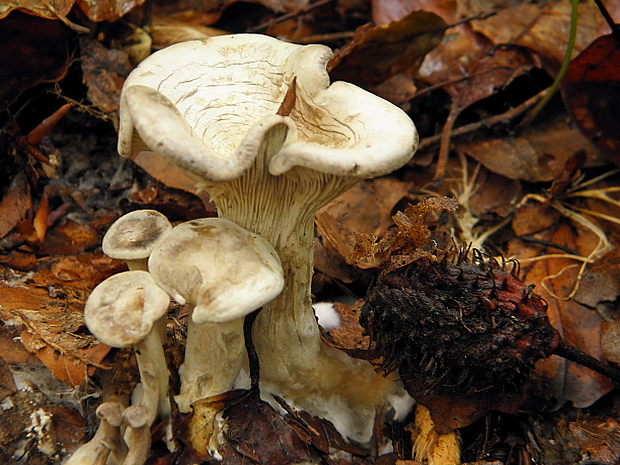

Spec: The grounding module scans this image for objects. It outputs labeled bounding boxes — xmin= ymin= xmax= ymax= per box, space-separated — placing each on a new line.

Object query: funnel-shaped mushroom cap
xmin=103 ymin=210 xmax=172 ymax=261
xmin=148 ymin=218 xmax=284 ymax=324
xmin=85 ymin=271 xmax=170 ymax=348
xmin=118 ymin=34 xmax=417 ymax=183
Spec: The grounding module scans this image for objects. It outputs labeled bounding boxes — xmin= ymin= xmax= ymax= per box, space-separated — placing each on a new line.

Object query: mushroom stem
xmin=63 ymin=401 xmax=127 ymax=465
xmin=213 ymin=125 xmax=395 ymax=441
xmin=121 ymin=405 xmax=151 ymax=465
xmin=132 ymin=318 xmax=171 ymax=430
xmin=174 ymin=309 xmax=245 ymax=413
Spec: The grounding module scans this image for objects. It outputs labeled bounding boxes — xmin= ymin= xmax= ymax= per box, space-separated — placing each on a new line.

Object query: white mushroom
xmin=118 ymin=34 xmax=417 ymax=442
xmin=63 ymin=401 xmax=127 ymax=465
xmin=121 ymin=405 xmax=151 ymax=465
xmin=84 ymin=271 xmax=171 ymax=440
xmin=102 ymin=210 xmax=172 ymax=271
xmin=147 ymin=217 xmax=284 ymax=412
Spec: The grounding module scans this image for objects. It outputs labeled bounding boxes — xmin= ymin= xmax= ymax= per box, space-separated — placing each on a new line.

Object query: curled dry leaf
xmin=79 ymin=36 xmax=132 ymax=125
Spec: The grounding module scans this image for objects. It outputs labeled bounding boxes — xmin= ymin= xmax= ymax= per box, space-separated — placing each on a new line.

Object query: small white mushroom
xmin=147 ymin=217 xmax=283 ymax=412
xmin=63 ymin=401 xmax=127 ymax=465
xmin=102 ymin=210 xmax=172 ymax=271
xmin=118 ymin=34 xmax=417 ymax=442
xmin=121 ymin=405 xmax=151 ymax=465
xmin=84 ymin=271 xmax=171 ymax=438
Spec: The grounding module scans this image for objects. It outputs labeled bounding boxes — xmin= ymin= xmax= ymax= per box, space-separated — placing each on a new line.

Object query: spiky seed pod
xmin=360 ymin=250 xmax=561 ymax=397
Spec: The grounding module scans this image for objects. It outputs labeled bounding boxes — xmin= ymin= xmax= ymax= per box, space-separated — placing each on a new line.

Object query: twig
xmin=415 ymin=89 xmax=545 ymax=153
xmin=248 ymin=0 xmax=334 ymax=32
xmin=244 ymin=309 xmax=261 ymax=393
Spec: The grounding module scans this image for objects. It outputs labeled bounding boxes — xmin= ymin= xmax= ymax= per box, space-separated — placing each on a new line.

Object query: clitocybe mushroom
xmin=102 ymin=209 xmax=172 ymax=271
xmin=63 ymin=401 xmax=127 ymax=465
xmin=84 ymin=271 xmax=171 ymax=445
xmin=118 ymin=33 xmax=418 ymax=441
xmin=147 ymin=217 xmax=284 ymax=412
xmin=121 ymin=405 xmax=151 ymax=465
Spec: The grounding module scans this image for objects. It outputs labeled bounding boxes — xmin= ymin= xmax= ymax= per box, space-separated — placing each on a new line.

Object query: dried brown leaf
xmin=0 ymin=254 xmax=124 ymax=386
xmin=511 ymin=222 xmax=615 ymax=410
xmin=329 ymin=9 xmax=446 ymax=87
xmin=349 ymin=197 xmax=459 ymax=271
xmin=76 ymin=0 xmax=145 ymax=22
xmin=0 ymin=0 xmax=73 ymax=20
xmin=79 ymin=36 xmax=132 ymax=123
xmin=0 ymin=12 xmax=69 ymax=111
xmin=470 ymin=1 xmax=608 ymax=73
xmin=458 ymin=119 xmax=606 ymax=182
xmin=0 ymin=172 xmax=32 ymax=239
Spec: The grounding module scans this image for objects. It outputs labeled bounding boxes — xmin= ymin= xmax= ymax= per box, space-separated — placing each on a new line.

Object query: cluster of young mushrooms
xmin=67 ymin=33 xmax=419 ymax=464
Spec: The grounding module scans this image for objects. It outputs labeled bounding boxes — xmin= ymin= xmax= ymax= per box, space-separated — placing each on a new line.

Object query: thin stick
xmin=554 ymin=337 xmax=620 ymax=383
xmin=244 ymin=309 xmax=261 ymax=393
xmin=416 ymin=89 xmax=544 ymax=153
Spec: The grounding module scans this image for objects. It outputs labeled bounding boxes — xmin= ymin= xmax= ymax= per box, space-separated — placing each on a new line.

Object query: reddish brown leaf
xmin=512 ymin=222 xmax=615 ymax=409
xmin=39 ymin=219 xmax=101 ymax=256
xmin=0 ymin=172 xmax=32 ymax=239
xmin=457 ymin=117 xmax=605 ymax=182
xmin=0 ymin=254 xmax=123 ymax=386
xmin=470 ymin=1 xmax=606 ymax=73
xmin=562 ymin=34 xmax=620 ymax=164
xmin=225 ymin=391 xmax=310 ymax=464
xmin=329 ymin=10 xmax=445 ymax=87
xmin=79 ymin=36 xmax=132 ymax=122
xmin=0 ymin=0 xmax=74 ymax=20
xmin=402 ymin=377 xmax=525 ymax=433
xmin=75 ymin=0 xmax=146 ymax=22
xmin=0 ymin=355 xmax=16 ymax=402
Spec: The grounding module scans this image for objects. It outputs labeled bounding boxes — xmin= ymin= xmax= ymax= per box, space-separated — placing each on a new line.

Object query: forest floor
xmin=1 ymin=0 xmax=620 ymax=464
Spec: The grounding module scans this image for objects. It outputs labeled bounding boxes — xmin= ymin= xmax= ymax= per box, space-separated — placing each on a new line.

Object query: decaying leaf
xmin=0 ymin=253 xmax=125 ymax=386
xmin=315 ymin=177 xmax=412 ymax=281
xmin=0 ymin=388 xmax=86 ymax=464
xmin=328 ymin=9 xmax=446 ymax=87
xmin=469 ymin=0 xmax=608 ymax=72
xmin=0 ymin=0 xmax=74 ymax=20
xmin=574 ymin=250 xmax=620 ymax=308
xmin=458 ymin=116 xmax=607 ymax=182
xmin=562 ymin=33 xmax=620 ymax=165
xmin=349 ymin=197 xmax=459 ymax=270
xmin=0 ymin=172 xmax=31 ymax=240
xmin=0 ymin=12 xmax=69 ymax=111
xmin=510 ymin=222 xmax=615 ymax=411
xmin=79 ymin=36 xmax=132 ymax=124
xmin=76 ymin=0 xmax=146 ymax=22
